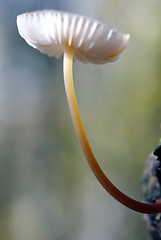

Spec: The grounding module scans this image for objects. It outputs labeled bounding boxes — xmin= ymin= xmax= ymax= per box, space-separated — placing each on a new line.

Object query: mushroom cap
xmin=17 ymin=10 xmax=130 ymax=64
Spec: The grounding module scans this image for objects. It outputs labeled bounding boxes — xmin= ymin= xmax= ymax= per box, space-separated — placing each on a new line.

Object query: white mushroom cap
xmin=17 ymin=10 xmax=130 ymax=64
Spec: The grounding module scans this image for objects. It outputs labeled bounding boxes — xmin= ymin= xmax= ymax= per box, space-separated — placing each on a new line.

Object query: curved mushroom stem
xmin=63 ymin=45 xmax=161 ymax=214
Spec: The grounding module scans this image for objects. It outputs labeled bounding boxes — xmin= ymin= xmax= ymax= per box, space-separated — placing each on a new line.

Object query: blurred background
xmin=0 ymin=0 xmax=161 ymax=239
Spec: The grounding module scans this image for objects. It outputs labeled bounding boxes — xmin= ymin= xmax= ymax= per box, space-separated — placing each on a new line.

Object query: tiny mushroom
xmin=17 ymin=10 xmax=161 ymax=214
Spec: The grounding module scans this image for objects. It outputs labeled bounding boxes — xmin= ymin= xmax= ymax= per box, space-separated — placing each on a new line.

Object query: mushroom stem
xmin=63 ymin=45 xmax=161 ymax=214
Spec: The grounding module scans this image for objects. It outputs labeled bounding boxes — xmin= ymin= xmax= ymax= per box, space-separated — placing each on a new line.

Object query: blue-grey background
xmin=0 ymin=0 xmax=161 ymax=239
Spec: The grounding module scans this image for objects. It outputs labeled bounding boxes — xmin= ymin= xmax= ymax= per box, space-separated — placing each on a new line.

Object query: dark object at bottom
xmin=142 ymin=153 xmax=161 ymax=240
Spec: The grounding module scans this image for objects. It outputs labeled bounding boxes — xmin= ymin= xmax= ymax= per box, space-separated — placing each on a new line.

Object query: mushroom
xmin=17 ymin=9 xmax=161 ymax=214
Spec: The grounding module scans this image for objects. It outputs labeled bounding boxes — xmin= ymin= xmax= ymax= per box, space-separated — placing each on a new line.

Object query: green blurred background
xmin=0 ymin=0 xmax=161 ymax=239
